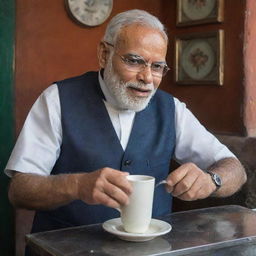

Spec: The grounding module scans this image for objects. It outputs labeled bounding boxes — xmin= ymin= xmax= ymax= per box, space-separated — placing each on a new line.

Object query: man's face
xmin=100 ymin=24 xmax=168 ymax=112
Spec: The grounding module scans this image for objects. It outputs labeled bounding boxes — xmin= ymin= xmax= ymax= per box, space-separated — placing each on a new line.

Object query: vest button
xmin=124 ymin=160 xmax=132 ymax=166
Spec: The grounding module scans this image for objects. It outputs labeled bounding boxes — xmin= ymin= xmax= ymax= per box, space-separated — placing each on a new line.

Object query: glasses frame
xmin=104 ymin=41 xmax=170 ymax=77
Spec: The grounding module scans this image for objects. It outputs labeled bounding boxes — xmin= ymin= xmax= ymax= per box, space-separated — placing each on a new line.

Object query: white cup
xmin=121 ymin=175 xmax=155 ymax=233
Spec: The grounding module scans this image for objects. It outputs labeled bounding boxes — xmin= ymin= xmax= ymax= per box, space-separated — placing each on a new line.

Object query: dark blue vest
xmin=31 ymin=71 xmax=176 ymax=233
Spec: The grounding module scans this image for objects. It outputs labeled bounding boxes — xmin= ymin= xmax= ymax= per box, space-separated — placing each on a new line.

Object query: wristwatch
xmin=206 ymin=170 xmax=222 ymax=191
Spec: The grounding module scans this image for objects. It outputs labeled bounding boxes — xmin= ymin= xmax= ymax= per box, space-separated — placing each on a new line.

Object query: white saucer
xmin=102 ymin=218 xmax=172 ymax=242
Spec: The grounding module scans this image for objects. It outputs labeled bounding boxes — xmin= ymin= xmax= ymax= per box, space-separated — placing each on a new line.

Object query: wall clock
xmin=65 ymin=0 xmax=113 ymax=27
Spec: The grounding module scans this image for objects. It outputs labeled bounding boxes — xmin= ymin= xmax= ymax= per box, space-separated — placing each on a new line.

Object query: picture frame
xmin=175 ymin=30 xmax=224 ymax=85
xmin=176 ymin=0 xmax=224 ymax=27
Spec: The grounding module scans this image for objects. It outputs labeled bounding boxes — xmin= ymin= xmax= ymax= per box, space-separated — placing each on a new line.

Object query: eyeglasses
xmin=104 ymin=42 xmax=170 ymax=77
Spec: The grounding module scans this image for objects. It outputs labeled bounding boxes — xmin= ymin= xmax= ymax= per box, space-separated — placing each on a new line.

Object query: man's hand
xmin=165 ymin=157 xmax=247 ymax=201
xmin=165 ymin=162 xmax=216 ymax=201
xmin=8 ymin=168 xmax=132 ymax=210
xmin=77 ymin=168 xmax=133 ymax=209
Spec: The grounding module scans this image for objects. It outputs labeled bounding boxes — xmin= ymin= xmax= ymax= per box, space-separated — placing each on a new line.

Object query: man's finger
xmin=103 ymin=181 xmax=130 ymax=206
xmin=105 ymin=170 xmax=133 ymax=195
xmin=166 ymin=165 xmax=189 ymax=186
xmin=92 ymin=190 xmax=122 ymax=209
xmin=171 ymin=170 xmax=199 ymax=196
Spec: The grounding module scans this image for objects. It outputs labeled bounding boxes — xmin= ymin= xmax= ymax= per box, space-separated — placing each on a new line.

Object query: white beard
xmin=103 ymin=59 xmax=157 ymax=112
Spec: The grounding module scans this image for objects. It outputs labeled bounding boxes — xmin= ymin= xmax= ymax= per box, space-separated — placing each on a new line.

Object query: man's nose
xmin=136 ymin=65 xmax=154 ymax=84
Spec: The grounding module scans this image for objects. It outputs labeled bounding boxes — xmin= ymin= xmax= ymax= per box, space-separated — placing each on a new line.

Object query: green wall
xmin=0 ymin=0 xmax=15 ymax=255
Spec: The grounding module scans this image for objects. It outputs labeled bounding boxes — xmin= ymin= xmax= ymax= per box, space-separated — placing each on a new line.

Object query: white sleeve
xmin=5 ymin=84 xmax=62 ymax=177
xmin=174 ymin=97 xmax=236 ymax=170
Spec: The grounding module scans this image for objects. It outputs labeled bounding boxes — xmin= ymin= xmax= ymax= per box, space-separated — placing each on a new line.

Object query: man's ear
xmin=97 ymin=41 xmax=109 ymax=68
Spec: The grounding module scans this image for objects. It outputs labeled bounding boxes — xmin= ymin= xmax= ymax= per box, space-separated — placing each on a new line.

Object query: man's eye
xmin=124 ymin=58 xmax=144 ymax=66
xmin=152 ymin=63 xmax=164 ymax=70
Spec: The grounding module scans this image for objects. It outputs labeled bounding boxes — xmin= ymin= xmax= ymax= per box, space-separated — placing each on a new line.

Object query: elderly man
xmin=6 ymin=9 xmax=246 ymax=235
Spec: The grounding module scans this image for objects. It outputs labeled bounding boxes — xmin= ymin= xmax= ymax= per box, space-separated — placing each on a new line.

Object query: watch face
xmin=206 ymin=170 xmax=222 ymax=188
xmin=66 ymin=0 xmax=113 ymax=27
xmin=213 ymin=173 xmax=222 ymax=187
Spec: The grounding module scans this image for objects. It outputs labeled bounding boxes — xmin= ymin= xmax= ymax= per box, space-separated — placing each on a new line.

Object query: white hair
xmin=103 ymin=9 xmax=168 ymax=45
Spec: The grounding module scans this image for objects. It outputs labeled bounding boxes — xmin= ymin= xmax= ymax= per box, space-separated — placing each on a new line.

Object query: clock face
xmin=66 ymin=0 xmax=113 ymax=27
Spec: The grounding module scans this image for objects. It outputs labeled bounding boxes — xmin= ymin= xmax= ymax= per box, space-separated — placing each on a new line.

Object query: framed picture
xmin=175 ymin=30 xmax=224 ymax=85
xmin=176 ymin=0 xmax=224 ymax=27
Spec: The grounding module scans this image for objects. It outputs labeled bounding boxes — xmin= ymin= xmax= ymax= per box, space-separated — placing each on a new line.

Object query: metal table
xmin=26 ymin=205 xmax=256 ymax=256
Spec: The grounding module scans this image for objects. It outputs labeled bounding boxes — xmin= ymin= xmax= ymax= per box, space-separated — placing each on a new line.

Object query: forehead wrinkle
xmin=115 ymin=24 xmax=167 ymax=58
